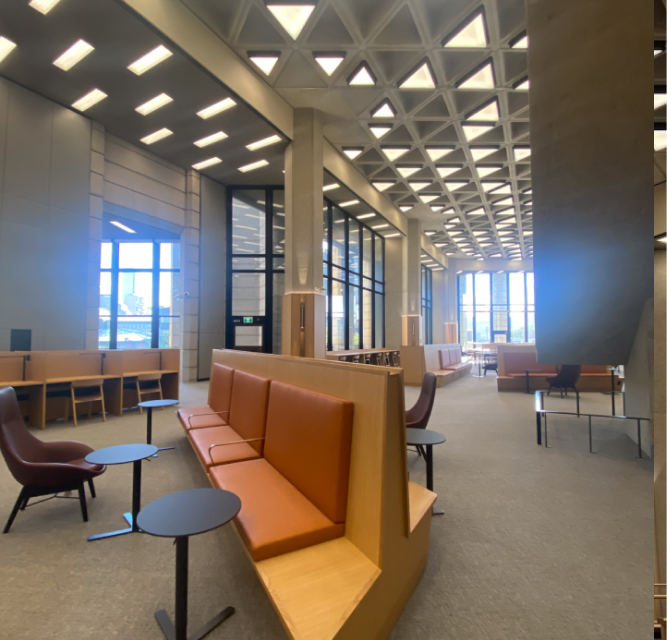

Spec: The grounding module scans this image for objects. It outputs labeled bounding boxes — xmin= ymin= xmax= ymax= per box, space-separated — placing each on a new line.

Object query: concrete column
xmin=282 ymin=108 xmax=325 ymax=358
xmin=384 ymin=237 xmax=405 ymax=349
xmin=402 ymin=218 xmax=422 ymax=345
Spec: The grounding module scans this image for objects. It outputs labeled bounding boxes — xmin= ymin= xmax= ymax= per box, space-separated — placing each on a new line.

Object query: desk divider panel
xmin=44 ymin=351 xmax=106 ymax=379
xmin=119 ymin=350 xmax=161 ymax=374
xmin=0 ymin=353 xmax=29 ymax=383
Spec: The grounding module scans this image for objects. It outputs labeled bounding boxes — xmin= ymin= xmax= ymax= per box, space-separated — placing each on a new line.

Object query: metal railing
xmin=534 ymin=390 xmax=650 ymax=458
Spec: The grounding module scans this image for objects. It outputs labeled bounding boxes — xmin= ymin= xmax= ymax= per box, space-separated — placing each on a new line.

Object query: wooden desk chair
xmin=391 ymin=350 xmax=400 ymax=367
xmin=66 ymin=379 xmax=106 ymax=427
xmin=136 ymin=373 xmax=163 ymax=413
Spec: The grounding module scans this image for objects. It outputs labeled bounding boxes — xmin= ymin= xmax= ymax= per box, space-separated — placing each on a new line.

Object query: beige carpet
xmin=0 ymin=375 xmax=652 ymax=639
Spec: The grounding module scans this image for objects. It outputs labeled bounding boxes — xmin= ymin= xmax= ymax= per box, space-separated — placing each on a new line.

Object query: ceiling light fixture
xmin=419 ymin=194 xmax=440 ymax=203
xmin=136 ymin=93 xmax=173 ymax=115
xmin=431 ymin=205 xmax=444 ymax=211
xmin=511 ymin=32 xmax=528 ymax=49
xmin=466 ymin=207 xmax=486 ymax=216
xmin=514 ymin=146 xmax=531 ymax=161
xmin=470 ymin=147 xmax=499 ymax=161
xmin=466 ymin=99 xmax=500 ymax=122
xmin=71 ymin=88 xmax=107 ymax=112
xmin=424 ymin=231 xmax=436 ymax=236
xmin=396 ymin=166 xmax=421 ymax=178
xmin=458 ymin=61 xmax=495 ymax=89
xmin=436 ymin=165 xmax=462 ymax=178
xmin=445 ymin=181 xmax=468 ymax=191
xmin=384 ymin=233 xmax=401 ymax=238
xmin=140 ymin=128 xmax=172 ymax=145
xmin=409 ymin=181 xmax=432 ymax=191
xmin=357 ymin=213 xmax=375 ymax=219
xmin=248 ymin=52 xmax=280 ymax=75
xmin=197 ymin=98 xmax=236 ymax=119
xmin=381 ymin=146 xmax=411 ymax=161
xmin=342 ymin=147 xmax=364 ymax=160
xmin=371 ymin=100 xmax=396 ymax=118
xmin=426 ymin=146 xmax=454 ymax=162
xmin=372 ymin=181 xmax=394 ymax=192
xmin=29 ymin=0 xmax=62 ymax=13
xmin=462 ymin=123 xmax=495 ymax=141
xmin=266 ymin=3 xmax=315 ymax=40
xmin=655 ymin=124 xmax=667 ymax=151
xmin=476 ymin=165 xmax=502 ymax=178
xmin=128 ymin=45 xmax=172 ymax=75
xmin=481 ymin=181 xmax=504 ymax=192
xmin=0 ymin=36 xmax=17 ymax=64
xmin=339 ymin=199 xmax=359 ymax=207
xmin=192 ymin=157 xmax=222 ymax=170
xmin=492 ymin=196 xmax=514 ymax=206
xmin=398 ymin=60 xmax=436 ymax=90
xmin=514 ymin=77 xmax=530 ymax=91
xmin=369 ymin=124 xmax=392 ymax=139
xmin=442 ymin=10 xmax=487 ymax=48
xmin=313 ymin=52 xmax=345 ymax=76
xmin=655 ymin=88 xmax=667 ymax=110
xmin=109 ymin=220 xmax=136 ymax=233
xmin=373 ymin=224 xmax=389 ymax=229
xmin=247 ymin=134 xmax=282 ymax=151
xmin=53 ymin=39 xmax=94 ymax=71
xmin=399 ymin=205 xmax=413 ymax=212
xmin=348 ymin=62 xmax=376 ymax=86
xmin=239 ymin=159 xmax=269 ymax=172
xmin=323 ymin=183 xmax=339 ymax=192
xmin=194 ymin=131 xmax=228 ymax=147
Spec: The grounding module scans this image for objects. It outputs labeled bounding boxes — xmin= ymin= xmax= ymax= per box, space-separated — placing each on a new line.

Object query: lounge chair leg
xmin=77 ymin=483 xmax=88 ymax=523
xmin=4 ymin=488 xmax=28 ymax=534
xmin=88 ymin=479 xmax=96 ymax=499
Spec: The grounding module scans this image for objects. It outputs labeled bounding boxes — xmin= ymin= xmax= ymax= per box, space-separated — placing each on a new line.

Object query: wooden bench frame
xmin=400 ymin=344 xmax=472 ymax=387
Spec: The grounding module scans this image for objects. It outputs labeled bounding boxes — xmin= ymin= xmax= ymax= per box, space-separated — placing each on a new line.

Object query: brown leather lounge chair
xmin=405 ymin=372 xmax=437 ymax=457
xmin=546 ymin=365 xmax=582 ymax=398
xmin=0 ymin=387 xmax=106 ymax=533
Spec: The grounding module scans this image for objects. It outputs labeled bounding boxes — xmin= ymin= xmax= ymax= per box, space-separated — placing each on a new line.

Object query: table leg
xmin=610 ymin=370 xmax=616 ymax=416
xmin=425 ymin=445 xmax=444 ymax=516
xmin=155 ymin=535 xmax=234 ymax=640
xmin=525 ymin=371 xmax=530 ymax=394
xmin=146 ymin=407 xmax=153 ymax=445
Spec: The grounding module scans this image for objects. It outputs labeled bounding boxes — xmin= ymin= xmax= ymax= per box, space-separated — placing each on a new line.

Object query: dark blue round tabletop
xmin=138 ymin=399 xmax=179 ymax=409
xmin=405 ymin=428 xmax=446 ymax=447
xmin=85 ymin=443 xmax=158 ymax=466
xmin=137 ymin=488 xmax=242 ymax=538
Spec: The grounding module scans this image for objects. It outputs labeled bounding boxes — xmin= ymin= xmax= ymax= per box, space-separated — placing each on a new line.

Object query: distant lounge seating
xmin=406 ymin=372 xmax=437 ymax=457
xmin=0 ymin=387 xmax=105 ymax=533
xmin=546 ymin=365 xmax=582 ymax=397
xmin=401 ymin=344 xmax=472 ymax=387
xmin=483 ymin=353 xmax=498 ymax=376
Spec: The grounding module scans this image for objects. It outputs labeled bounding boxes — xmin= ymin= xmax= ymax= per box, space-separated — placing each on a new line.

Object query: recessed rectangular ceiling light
xmin=128 ymin=45 xmax=172 ymax=75
xmin=53 ymin=39 xmax=94 ymax=71
xmin=371 ymin=100 xmax=395 ymax=118
xmin=29 ymin=0 xmax=61 ymax=13
xmin=399 ymin=61 xmax=436 ymax=90
xmin=448 ymin=231 xmax=463 ymax=235
xmin=197 ymin=98 xmax=236 ymax=119
xmin=373 ymin=224 xmax=389 ymax=229
xmin=140 ymin=128 xmax=172 ymax=145
xmin=249 ymin=53 xmax=280 ymax=75
xmin=239 ymin=159 xmax=269 ymax=173
xmin=194 ymin=131 xmax=228 ymax=147
xmin=476 ymin=165 xmax=502 ymax=178
xmin=513 ymin=146 xmax=531 ymax=161
xmin=512 ymin=34 xmax=528 ymax=49
xmin=348 ymin=63 xmax=376 ymax=86
xmin=419 ymin=194 xmax=440 ymax=203
xmin=424 ymin=231 xmax=436 ymax=236
xmin=470 ymin=147 xmax=498 ymax=161
xmin=445 ymin=181 xmax=467 ymax=191
xmin=436 ymin=166 xmax=462 ymax=179
xmin=369 ymin=125 xmax=392 ymax=139
xmin=343 ymin=147 xmax=364 ymax=160
xmin=514 ymin=78 xmax=530 ymax=91
xmin=396 ymin=166 xmax=421 ymax=178
xmin=109 ymin=220 xmax=136 ymax=233
xmin=357 ymin=213 xmax=375 ymax=219
xmin=384 ymin=233 xmax=400 ymax=238
xmin=466 ymin=100 xmax=499 ymax=122
xmin=247 ymin=135 xmax=282 ymax=151
xmin=490 ymin=184 xmax=512 ymax=194
xmin=381 ymin=147 xmax=411 ymax=162
xmin=314 ymin=53 xmax=345 ymax=76
xmin=458 ymin=62 xmax=495 ymax=89
xmin=482 ymin=181 xmax=504 ymax=192
xmin=426 ymin=146 xmax=454 ymax=162
xmin=339 ymin=200 xmax=359 ymax=207
xmin=492 ymin=196 xmax=514 ymax=206
xmin=467 ymin=207 xmax=486 ymax=216
xmin=399 ymin=205 xmax=413 ymax=212
xmin=409 ymin=181 xmax=432 ymax=191
xmin=462 ymin=123 xmax=495 ymax=141
xmin=323 ymin=183 xmax=339 ymax=192
xmin=136 ymin=93 xmax=173 ymax=115
xmin=431 ymin=205 xmax=444 ymax=211
xmin=372 ymin=182 xmax=394 ymax=192
xmin=447 ymin=216 xmax=461 ymax=223
xmin=655 ymin=129 xmax=667 ymax=151
xmin=71 ymin=88 xmax=107 ymax=112
xmin=655 ymin=93 xmax=667 ymax=110
xmin=443 ymin=12 xmax=487 ymax=48
xmin=266 ymin=4 xmax=315 ymax=40
xmin=0 ymin=36 xmax=17 ymax=64
xmin=192 ymin=158 xmax=222 ymax=171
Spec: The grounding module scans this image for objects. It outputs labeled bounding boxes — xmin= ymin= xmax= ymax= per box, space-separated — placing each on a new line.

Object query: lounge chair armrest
xmin=208 ymin=438 xmax=265 ymax=463
xmin=186 ymin=410 xmax=229 ymax=428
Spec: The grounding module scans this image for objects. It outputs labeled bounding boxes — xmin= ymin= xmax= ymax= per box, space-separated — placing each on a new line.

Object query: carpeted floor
xmin=0 ymin=374 xmax=652 ymax=639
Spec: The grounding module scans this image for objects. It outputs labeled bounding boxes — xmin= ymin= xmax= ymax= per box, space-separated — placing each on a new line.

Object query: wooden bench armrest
xmin=186 ymin=410 xmax=229 ymax=428
xmin=208 ymin=437 xmax=265 ymax=463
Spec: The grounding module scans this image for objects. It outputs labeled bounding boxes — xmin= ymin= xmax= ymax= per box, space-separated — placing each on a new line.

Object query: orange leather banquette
xmin=179 ymin=364 xmax=354 ymax=562
xmin=438 ymin=346 xmax=467 ymax=371
xmin=503 ymin=352 xmax=609 ymax=378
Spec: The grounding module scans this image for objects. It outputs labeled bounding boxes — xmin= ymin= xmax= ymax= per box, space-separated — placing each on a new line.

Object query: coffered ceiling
xmin=181 ymin=0 xmax=533 ymax=260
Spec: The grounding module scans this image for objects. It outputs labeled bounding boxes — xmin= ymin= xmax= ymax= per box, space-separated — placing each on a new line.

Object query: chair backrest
xmin=137 ymin=372 xmax=162 ymax=382
xmin=439 ymin=349 xmax=451 ymax=368
xmin=0 ymin=387 xmax=44 ymax=485
xmin=228 ymin=370 xmax=270 ymax=454
xmin=405 ymin=372 xmax=437 ymax=429
xmin=72 ymin=378 xmax=105 ymax=389
xmin=556 ymin=365 xmax=582 ymax=387
xmin=208 ymin=363 xmax=234 ymax=413
xmin=263 ymin=380 xmax=354 ymax=524
xmin=451 ymin=347 xmax=461 ymax=364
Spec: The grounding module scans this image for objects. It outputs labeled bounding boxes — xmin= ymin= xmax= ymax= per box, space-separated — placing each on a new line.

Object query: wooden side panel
xmin=160 ymin=348 xmax=180 ymax=371
xmin=398 ymin=346 xmax=425 ymax=386
xmin=0 ymin=353 xmax=27 ymax=382
xmin=102 ymin=350 xmax=124 ymax=376
xmin=45 ymin=351 xmax=105 ymax=378
xmin=25 ymin=352 xmax=47 ymax=381
xmin=121 ymin=349 xmax=161 ymax=373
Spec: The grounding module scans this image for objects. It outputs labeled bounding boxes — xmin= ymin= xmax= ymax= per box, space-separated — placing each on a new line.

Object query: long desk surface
xmin=45 ymin=374 xmax=120 ymax=384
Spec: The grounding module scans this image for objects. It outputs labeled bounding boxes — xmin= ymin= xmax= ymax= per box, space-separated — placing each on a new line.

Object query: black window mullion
xmin=151 ymin=241 xmax=160 ymax=348
xmin=344 ymin=212 xmax=350 ymax=351
xmin=109 ymin=242 xmax=119 ymax=350
xmin=265 ymin=189 xmax=273 ymax=354
xmin=327 ymin=202 xmax=333 ymax=351
xmin=371 ymin=229 xmax=375 ymax=348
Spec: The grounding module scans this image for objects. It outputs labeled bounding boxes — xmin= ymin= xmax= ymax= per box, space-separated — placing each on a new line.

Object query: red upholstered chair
xmin=405 ymin=372 xmax=437 ymax=457
xmin=0 ymin=387 xmax=106 ymax=533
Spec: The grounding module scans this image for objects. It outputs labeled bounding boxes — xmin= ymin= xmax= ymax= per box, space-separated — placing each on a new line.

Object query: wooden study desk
xmin=326 ymin=349 xmax=399 ymax=366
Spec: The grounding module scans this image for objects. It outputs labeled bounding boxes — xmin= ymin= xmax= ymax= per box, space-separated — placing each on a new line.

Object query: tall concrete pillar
xmin=402 ymin=218 xmax=422 ymax=345
xmin=282 ymin=108 xmax=325 ymax=358
xmin=384 ymin=237 xmax=405 ymax=349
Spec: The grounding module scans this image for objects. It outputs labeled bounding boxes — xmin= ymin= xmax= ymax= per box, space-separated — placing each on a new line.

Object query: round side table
xmin=137 ymin=399 xmax=179 ymax=452
xmin=137 ymin=488 xmax=242 ymax=640
xmin=85 ymin=443 xmax=157 ymax=541
xmin=406 ymin=428 xmax=447 ymax=515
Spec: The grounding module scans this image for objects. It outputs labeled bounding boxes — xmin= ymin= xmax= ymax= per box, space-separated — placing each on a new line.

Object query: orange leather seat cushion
xmin=177 ymin=406 xmax=227 ymax=431
xmin=210 ymin=458 xmax=344 ymax=561
xmin=227 ymin=370 xmax=270 ymax=455
xmin=264 ymin=381 xmax=354 ymax=524
xmin=189 ymin=425 xmax=260 ymax=468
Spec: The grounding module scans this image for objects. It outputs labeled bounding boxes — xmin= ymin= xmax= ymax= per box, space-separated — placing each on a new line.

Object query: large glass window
xmin=457 ymin=271 xmax=535 ymax=346
xmin=421 ymin=264 xmax=433 ymax=345
xmin=323 ymin=200 xmax=385 ymax=350
xmin=99 ymin=241 xmax=180 ymax=349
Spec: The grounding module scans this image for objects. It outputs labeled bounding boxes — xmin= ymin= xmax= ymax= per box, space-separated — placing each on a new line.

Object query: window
xmin=457 ymin=271 xmax=535 ymax=346
xmin=323 ymin=200 xmax=385 ymax=350
xmin=99 ymin=241 xmax=180 ymax=349
xmin=421 ymin=264 xmax=433 ymax=344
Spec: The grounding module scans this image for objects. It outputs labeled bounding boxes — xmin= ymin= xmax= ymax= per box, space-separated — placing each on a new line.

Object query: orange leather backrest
xmin=439 ymin=349 xmax=451 ymax=368
xmin=264 ymin=381 xmax=354 ymax=524
xmin=503 ymin=351 xmax=557 ymax=374
xmin=452 ymin=347 xmax=461 ymax=364
xmin=209 ymin=364 xmax=235 ymax=414
xmin=229 ymin=370 xmax=270 ymax=455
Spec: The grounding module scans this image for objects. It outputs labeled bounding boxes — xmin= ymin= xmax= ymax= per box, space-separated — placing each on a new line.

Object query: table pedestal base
xmin=155 ymin=606 xmax=234 ymax=640
xmin=432 ymin=506 xmax=445 ymax=516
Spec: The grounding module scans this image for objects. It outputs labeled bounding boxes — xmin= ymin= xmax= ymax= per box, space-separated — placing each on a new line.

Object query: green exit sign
xmin=243 ymin=317 xmax=253 ymax=324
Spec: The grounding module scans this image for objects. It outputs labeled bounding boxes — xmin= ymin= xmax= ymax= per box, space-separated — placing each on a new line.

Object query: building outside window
xmin=323 ymin=200 xmax=385 ymax=351
xmin=421 ymin=263 xmax=433 ymax=345
xmin=99 ymin=241 xmax=180 ymax=349
xmin=457 ymin=271 xmax=535 ymax=346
